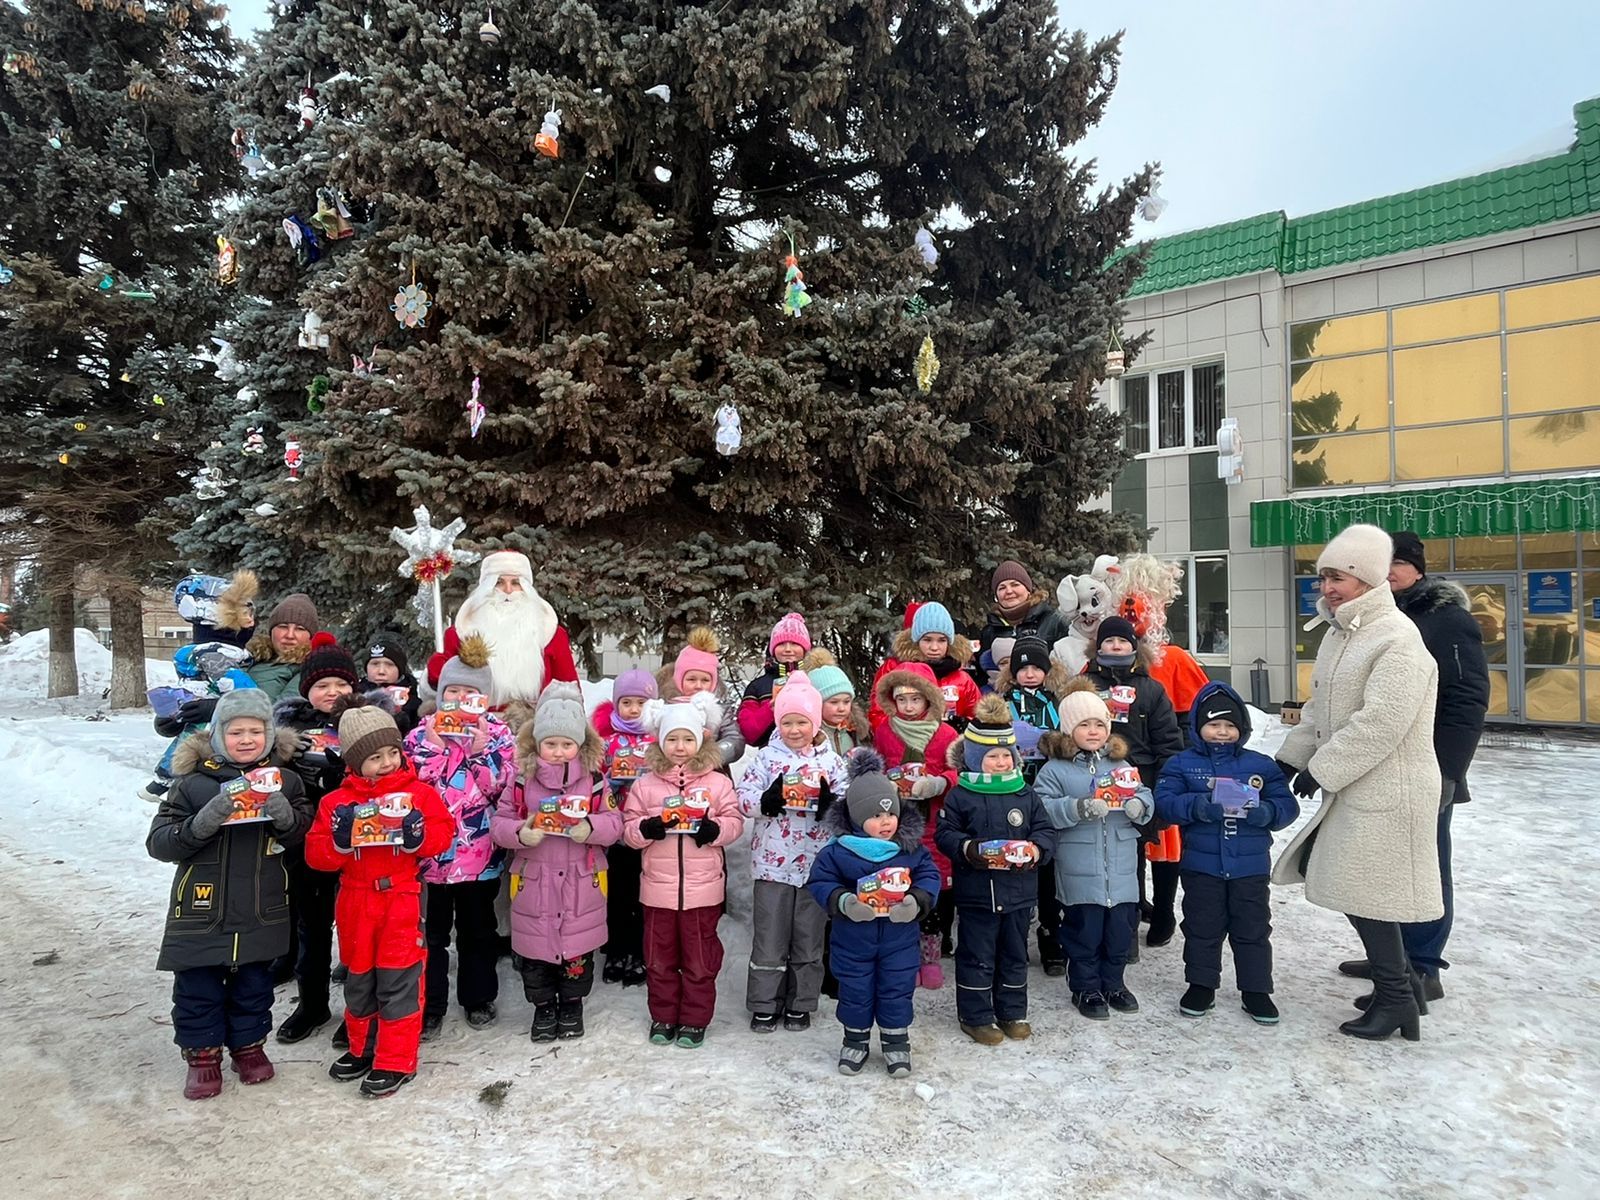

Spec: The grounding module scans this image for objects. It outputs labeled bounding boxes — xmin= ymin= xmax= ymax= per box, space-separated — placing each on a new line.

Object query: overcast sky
xmin=228 ymin=0 xmax=1600 ymax=234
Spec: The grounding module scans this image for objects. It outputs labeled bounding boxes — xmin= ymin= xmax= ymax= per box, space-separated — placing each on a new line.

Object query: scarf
xmin=957 ymin=769 xmax=1026 ymax=794
xmin=839 ymin=834 xmax=901 ymax=863
xmin=889 ymin=714 xmax=940 ymax=757
xmin=611 ymin=710 xmax=647 ymax=736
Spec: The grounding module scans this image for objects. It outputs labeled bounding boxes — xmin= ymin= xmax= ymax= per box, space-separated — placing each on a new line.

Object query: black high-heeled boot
xmin=1340 ymin=917 xmax=1421 ymax=1042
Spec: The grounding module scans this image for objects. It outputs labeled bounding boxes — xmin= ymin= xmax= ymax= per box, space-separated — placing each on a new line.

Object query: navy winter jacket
xmin=806 ymin=804 xmax=941 ymax=975
xmin=1152 ymin=682 xmax=1298 ymax=880
xmin=934 ymin=776 xmax=1056 ymax=912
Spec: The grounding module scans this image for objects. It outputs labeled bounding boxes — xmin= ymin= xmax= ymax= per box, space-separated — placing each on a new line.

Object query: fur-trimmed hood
xmin=273 ymin=686 xmax=395 ymax=731
xmin=641 ymin=738 xmax=725 ymax=778
xmin=820 ymin=789 xmax=926 ymax=853
xmin=245 ymin=633 xmax=312 ymax=668
xmin=517 ymin=713 xmax=604 ymax=774
xmin=890 ymin=627 xmax=975 ymax=669
xmin=215 ymin=569 xmax=260 ymax=634
xmin=1395 ymin=575 xmax=1471 ymax=618
xmin=873 ymin=662 xmax=943 ymax=716
xmin=994 ymin=659 xmax=1071 ymax=698
xmin=1038 ymin=729 xmax=1131 ymax=763
xmin=170 ymin=729 xmax=303 ymax=777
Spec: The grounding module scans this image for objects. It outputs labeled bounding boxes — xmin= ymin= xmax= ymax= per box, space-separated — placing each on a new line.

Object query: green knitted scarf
xmin=889 ymin=714 xmax=941 ymax=756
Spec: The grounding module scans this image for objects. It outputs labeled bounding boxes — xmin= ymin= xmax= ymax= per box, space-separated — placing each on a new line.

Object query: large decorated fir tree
xmin=188 ymin=0 xmax=1151 ymax=673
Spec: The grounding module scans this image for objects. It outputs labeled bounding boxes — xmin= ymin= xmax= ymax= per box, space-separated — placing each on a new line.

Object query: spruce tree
xmin=0 ymin=0 xmax=239 ymax=700
xmin=190 ymin=0 xmax=1150 ymax=675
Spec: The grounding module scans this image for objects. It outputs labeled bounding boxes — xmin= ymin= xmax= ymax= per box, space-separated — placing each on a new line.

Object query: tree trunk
xmin=46 ymin=577 xmax=78 ymax=699
xmin=107 ymin=586 xmax=147 ymax=709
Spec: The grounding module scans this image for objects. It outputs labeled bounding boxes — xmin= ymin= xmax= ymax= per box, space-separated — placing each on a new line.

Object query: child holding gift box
xmin=622 ymin=692 xmax=744 ymax=1048
xmin=491 ymin=683 xmax=620 ymax=1042
xmin=737 ymin=612 xmax=813 ymax=749
xmin=1035 ymin=682 xmax=1155 ymax=1021
xmin=1154 ymin=682 xmax=1298 ymax=1024
xmin=404 ymin=634 xmax=517 ymax=1038
xmin=867 ymin=601 xmax=981 ymax=731
xmin=933 ymin=696 xmax=1056 ymax=1045
xmin=595 ymin=667 xmax=658 ymax=986
xmin=802 ymin=649 xmax=873 ymax=757
xmin=736 ymin=670 xmax=850 ymax=1032
xmin=305 ymin=698 xmax=452 ymax=1098
xmin=148 ymin=687 xmax=314 ymax=1099
xmin=806 ymin=750 xmax=941 ymax=1076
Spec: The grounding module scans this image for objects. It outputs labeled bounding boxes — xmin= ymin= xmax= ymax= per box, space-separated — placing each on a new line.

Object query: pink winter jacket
xmin=405 ymin=714 xmax=517 ymax=885
xmin=490 ymin=748 xmax=622 ymax=965
xmin=623 ymin=741 xmax=743 ymax=911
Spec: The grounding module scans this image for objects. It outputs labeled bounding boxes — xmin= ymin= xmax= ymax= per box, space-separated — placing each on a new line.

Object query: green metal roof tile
xmin=1122 ymin=211 xmax=1286 ymax=297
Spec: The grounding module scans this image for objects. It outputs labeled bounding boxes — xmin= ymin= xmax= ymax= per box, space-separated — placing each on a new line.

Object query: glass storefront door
xmin=1441 ymin=573 xmax=1521 ymax=722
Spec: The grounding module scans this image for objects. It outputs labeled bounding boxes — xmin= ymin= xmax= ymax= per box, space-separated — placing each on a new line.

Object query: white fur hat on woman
xmin=1316 ymin=524 xmax=1394 ymax=588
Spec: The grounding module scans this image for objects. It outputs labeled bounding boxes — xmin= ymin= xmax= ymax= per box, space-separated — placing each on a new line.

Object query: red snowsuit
xmin=305 ymin=765 xmax=452 ymax=1074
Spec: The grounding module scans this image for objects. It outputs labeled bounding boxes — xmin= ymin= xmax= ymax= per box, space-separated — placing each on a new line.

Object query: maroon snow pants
xmin=643 ymin=904 xmax=724 ymax=1028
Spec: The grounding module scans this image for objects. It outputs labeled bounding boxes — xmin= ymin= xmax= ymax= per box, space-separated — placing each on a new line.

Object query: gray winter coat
xmin=1034 ymin=733 xmax=1152 ymax=908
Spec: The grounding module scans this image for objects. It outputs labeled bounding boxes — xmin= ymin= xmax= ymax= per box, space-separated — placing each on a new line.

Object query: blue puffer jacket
xmin=806 ymin=804 xmax=941 ymax=974
xmin=1153 ymin=682 xmax=1299 ymax=880
xmin=1034 ymin=733 xmax=1151 ymax=908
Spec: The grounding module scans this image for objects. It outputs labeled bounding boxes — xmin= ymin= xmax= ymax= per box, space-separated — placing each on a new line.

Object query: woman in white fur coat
xmin=1271 ymin=524 xmax=1443 ymax=1043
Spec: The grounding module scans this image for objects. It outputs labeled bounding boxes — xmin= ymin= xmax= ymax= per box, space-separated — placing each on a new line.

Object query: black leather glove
xmin=330 ymin=803 xmax=356 ymax=850
xmin=177 ymin=696 xmax=219 ymax=727
xmin=639 ymin=815 xmax=669 ymax=841
xmin=758 ymin=777 xmax=785 ymax=817
xmin=814 ymin=778 xmax=834 ymax=818
xmin=691 ymin=816 xmax=721 ymax=847
xmin=399 ymin=808 xmax=425 ymax=852
xmin=1291 ymin=770 xmax=1322 ymax=799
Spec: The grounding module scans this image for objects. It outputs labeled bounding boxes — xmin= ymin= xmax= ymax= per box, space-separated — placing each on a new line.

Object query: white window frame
xmin=1120 ymin=357 xmax=1226 ymax=457
xmin=1160 ymin=552 xmax=1231 ymax=665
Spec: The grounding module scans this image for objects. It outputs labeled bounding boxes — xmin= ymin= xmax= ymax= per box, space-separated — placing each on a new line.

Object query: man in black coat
xmin=1340 ymin=531 xmax=1489 ymax=998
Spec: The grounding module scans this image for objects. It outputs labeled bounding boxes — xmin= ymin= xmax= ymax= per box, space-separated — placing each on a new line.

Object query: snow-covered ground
xmin=0 ymin=636 xmax=1596 ymax=1199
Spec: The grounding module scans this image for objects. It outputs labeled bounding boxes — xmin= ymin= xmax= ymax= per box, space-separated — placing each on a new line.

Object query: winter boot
xmin=783 ymin=1010 xmax=811 ymax=1032
xmin=137 ymin=779 xmax=169 ymax=804
xmin=999 ymin=1020 xmax=1032 ymax=1040
xmin=331 ymin=963 xmax=349 ymax=984
xmin=750 ymin=1012 xmax=780 ymax=1034
xmin=675 ymin=1025 xmax=706 ymax=1049
xmin=1340 ymin=918 xmax=1421 ymax=1042
xmin=838 ymin=1027 xmax=871 ymax=1075
xmin=229 ymin=1042 xmax=275 ymax=1085
xmin=1147 ymin=861 xmax=1180 ymax=946
xmin=1242 ymin=992 xmax=1280 ymax=1024
xmin=1179 ymin=984 xmax=1216 ymax=1017
xmin=918 ymin=962 xmax=945 ymax=989
xmin=1073 ymin=991 xmax=1111 ymax=1021
xmin=275 ymin=1001 xmax=331 ymax=1044
xmin=1338 ymin=958 xmax=1373 ymax=979
xmin=182 ymin=1047 xmax=223 ymax=1100
xmin=466 ymin=1002 xmax=498 ymax=1029
xmin=602 ymin=955 xmax=626 ymax=985
xmin=557 ymin=1000 xmax=584 ymax=1040
xmin=648 ymin=1021 xmax=676 ymax=1045
xmin=1355 ymin=968 xmax=1435 ymax=1014
xmin=359 ymin=1069 xmax=415 ymax=1098
xmin=622 ymin=955 xmax=648 ymax=987
xmin=328 ymin=1052 xmax=373 ymax=1082
xmin=1037 ymin=925 xmax=1066 ymax=977
xmin=530 ymin=1002 xmax=559 ymax=1043
xmin=1106 ymin=987 xmax=1139 ymax=1013
xmin=880 ymin=1026 xmax=912 ymax=1077
xmin=960 ymin=1022 xmax=1005 ymax=1046
xmin=420 ymin=1012 xmax=444 ymax=1042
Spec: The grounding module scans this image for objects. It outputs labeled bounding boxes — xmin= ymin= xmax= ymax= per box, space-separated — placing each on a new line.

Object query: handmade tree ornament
xmin=479 ymin=6 xmax=500 ymax=43
xmin=1138 ymin=185 xmax=1168 ymax=222
xmin=212 ymin=339 xmax=241 ymax=381
xmin=239 ymin=140 xmax=266 ymax=177
xmin=535 ymin=108 xmax=561 ymax=157
xmin=310 ymin=187 xmax=354 ymax=240
xmin=108 ymin=199 xmax=125 ymax=216
xmin=914 ymin=227 xmax=938 ymax=267
xmin=389 ymin=506 xmax=480 ymax=651
xmin=391 ymin=264 xmax=431 ymax=329
xmin=298 ymin=310 xmax=330 ymax=350
xmin=645 ymin=84 xmax=671 ymax=102
xmin=1104 ymin=328 xmax=1126 ymax=377
xmin=283 ymin=438 xmax=302 ymax=482
xmin=216 ymin=235 xmax=238 ymax=284
xmin=779 ymin=232 xmax=811 ymax=317
xmin=283 ymin=215 xmax=321 ymax=267
xmin=0 ymin=262 xmax=13 ymax=286
xmin=714 ymin=404 xmax=742 ymax=455
xmin=193 ymin=465 xmax=227 ymax=500
xmin=915 ymin=335 xmax=939 ymax=393
xmin=253 ymin=502 xmax=278 ymax=517
xmin=468 ymin=375 xmax=485 ymax=437
xmin=306 ymin=375 xmax=331 ymax=413
xmin=243 ymin=428 xmax=267 ymax=455
xmin=298 ymin=75 xmax=318 ymax=130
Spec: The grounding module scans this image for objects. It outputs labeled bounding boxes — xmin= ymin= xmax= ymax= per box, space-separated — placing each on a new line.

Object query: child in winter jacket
xmin=806 ymin=750 xmax=941 ymax=1077
xmin=652 ymin=626 xmax=746 ymax=769
xmin=273 ymin=632 xmax=362 ymax=1045
xmin=305 ymin=698 xmax=452 ymax=1098
xmin=148 ymin=687 xmax=314 ymax=1100
xmin=1154 ymin=682 xmax=1298 ymax=1024
xmin=872 ymin=661 xmax=961 ymax=987
xmin=404 ymin=634 xmax=516 ymax=1037
xmin=737 ymin=612 xmax=812 ymax=749
xmin=803 ymin=648 xmax=873 ymax=757
xmin=933 ymin=696 xmax=1057 ymax=1045
xmin=490 ymin=683 xmax=621 ymax=1042
xmin=595 ymin=667 xmax=658 ymax=987
xmin=868 ymin=602 xmax=981 ymax=730
xmin=1035 ymin=683 xmax=1155 ymax=1021
xmin=736 ymin=671 xmax=849 ymax=1031
xmin=363 ymin=631 xmax=421 ymax=734
xmin=622 ymin=692 xmax=745 ymax=1048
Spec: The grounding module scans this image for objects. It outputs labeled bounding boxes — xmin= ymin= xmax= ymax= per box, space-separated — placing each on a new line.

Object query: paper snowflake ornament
xmin=392 ymin=277 xmax=432 ymax=329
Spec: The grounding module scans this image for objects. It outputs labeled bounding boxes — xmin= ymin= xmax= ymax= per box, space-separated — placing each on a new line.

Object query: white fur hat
xmin=1316 ymin=524 xmax=1394 ymax=588
xmin=643 ymin=690 xmax=723 ymax=747
xmin=479 ymin=550 xmax=534 ymax=590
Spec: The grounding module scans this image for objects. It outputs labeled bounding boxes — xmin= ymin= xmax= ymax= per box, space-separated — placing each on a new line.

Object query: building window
xmin=1163 ymin=554 xmax=1230 ymax=660
xmin=1121 ymin=361 xmax=1226 ymax=455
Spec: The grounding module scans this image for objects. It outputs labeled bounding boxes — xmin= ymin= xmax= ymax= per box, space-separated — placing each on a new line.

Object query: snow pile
xmin=0 ymin=627 xmax=176 ymax=701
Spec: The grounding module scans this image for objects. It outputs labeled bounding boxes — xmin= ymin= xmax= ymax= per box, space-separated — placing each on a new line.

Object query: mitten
xmin=1190 ymin=797 xmax=1224 ymax=823
xmin=1076 ymin=796 xmax=1109 ymax=821
xmin=1243 ymin=803 xmax=1275 ymax=828
xmin=814 ymin=778 xmax=834 ymax=818
xmin=189 ymin=788 xmax=238 ymax=840
xmin=1291 ymin=770 xmax=1321 ymax=799
xmin=1122 ymin=795 xmax=1153 ymax=825
xmin=758 ymin=777 xmax=785 ymax=817
xmin=566 ymin=818 xmax=592 ymax=843
xmin=264 ymin=791 xmax=296 ymax=832
xmin=910 ymin=775 xmax=946 ymax=799
xmin=838 ymin=893 xmax=878 ymax=923
xmin=887 ymin=896 xmax=921 ymax=923
xmin=962 ymin=840 xmax=988 ymax=868
xmin=329 ymin=803 xmax=356 ymax=851
xmin=517 ymin=818 xmax=546 ymax=848
xmin=399 ymin=808 xmax=425 ymax=852
xmin=639 ymin=815 xmax=668 ymax=841
xmin=177 ymin=696 xmax=220 ymax=728
xmin=691 ymin=816 xmax=721 ymax=847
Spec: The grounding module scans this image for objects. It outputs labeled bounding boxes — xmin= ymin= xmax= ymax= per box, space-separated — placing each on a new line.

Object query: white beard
xmin=455 ymin=585 xmax=559 ymax=706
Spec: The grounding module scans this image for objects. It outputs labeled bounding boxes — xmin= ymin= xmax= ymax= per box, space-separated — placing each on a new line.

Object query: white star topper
xmin=389 ymin=505 xmax=477 ymax=578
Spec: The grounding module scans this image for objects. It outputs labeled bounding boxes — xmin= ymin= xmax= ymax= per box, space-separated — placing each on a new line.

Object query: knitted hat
xmin=612 ymin=667 xmax=659 ymax=703
xmin=436 ymin=633 xmax=494 ymax=696
xmin=1059 ymin=687 xmax=1111 ymax=732
xmin=1196 ymin=688 xmax=1248 ymax=734
xmin=646 ymin=693 xmax=720 ymax=749
xmin=768 ymin=612 xmax=812 ymax=655
xmin=991 ymin=560 xmax=1033 ymax=596
xmin=532 ymin=682 xmax=589 ymax=746
xmin=479 ymin=550 xmax=534 ymax=591
xmin=910 ymin=601 xmax=955 ymax=642
xmin=772 ymin=669 xmax=822 ymax=732
xmin=962 ymin=694 xmax=1020 ymax=772
xmin=1095 ymin=616 xmax=1138 ymax=651
xmin=988 ymin=636 xmax=1016 ymax=669
xmin=266 ymin=592 xmax=319 ymax=632
xmin=1391 ymin=530 xmax=1427 ymax=576
xmin=209 ymin=684 xmax=273 ymax=760
xmin=1316 ymin=524 xmax=1394 ymax=589
xmin=337 ymin=696 xmax=403 ymax=771
xmin=800 ymin=648 xmax=853 ymax=701
xmin=365 ymin=632 xmax=410 ymax=677
xmin=298 ymin=632 xmax=359 ymax=696
xmin=845 ymin=748 xmax=901 ymax=830
xmin=673 ymin=626 xmax=721 ymax=693
xmin=1011 ymin=636 xmax=1052 ymax=676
